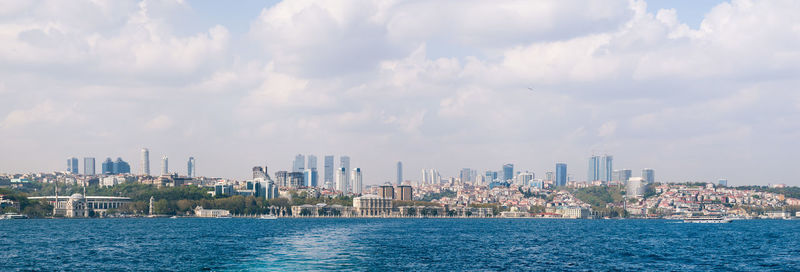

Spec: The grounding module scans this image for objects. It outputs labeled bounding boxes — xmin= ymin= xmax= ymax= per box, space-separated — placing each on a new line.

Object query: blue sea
xmin=2 ymin=218 xmax=799 ymax=271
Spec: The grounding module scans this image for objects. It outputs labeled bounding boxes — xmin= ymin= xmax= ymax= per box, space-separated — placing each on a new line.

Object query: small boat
xmin=683 ymin=216 xmax=732 ymax=223
xmin=0 ymin=213 xmax=28 ymax=220
xmin=169 ymin=216 xmax=178 ymax=219
xmin=259 ymin=214 xmax=278 ymax=220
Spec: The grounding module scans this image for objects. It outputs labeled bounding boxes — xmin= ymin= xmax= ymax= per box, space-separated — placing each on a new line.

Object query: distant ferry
xmin=259 ymin=214 xmax=278 ymax=220
xmin=0 ymin=213 xmax=28 ymax=220
xmin=683 ymin=217 xmax=732 ymax=223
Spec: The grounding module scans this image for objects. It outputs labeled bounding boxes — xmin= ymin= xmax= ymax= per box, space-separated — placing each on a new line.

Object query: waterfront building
xmin=626 ymin=177 xmax=645 ymax=197
xmin=503 ymin=164 xmax=514 ymax=182
xmin=187 ymin=157 xmax=195 ymax=178
xmin=642 ymin=169 xmax=655 ymax=184
xmin=194 ymin=206 xmax=230 ymax=218
xmin=340 ymin=156 xmax=351 ymax=186
xmin=141 ymin=148 xmax=150 ymax=176
xmin=161 ymin=156 xmax=169 ymax=175
xmin=67 ymin=157 xmax=79 ymax=174
xmin=30 ymin=194 xmax=132 ymax=218
xmin=555 ymin=163 xmax=567 ymax=187
xmin=113 ymin=158 xmax=130 ymax=174
xmin=353 ymin=195 xmax=392 ymax=216
xmin=351 ymin=168 xmax=363 ymax=194
xmin=378 ymin=183 xmax=394 ymax=199
xmin=396 ymin=185 xmax=413 ymax=201
xmin=84 ymin=157 xmax=95 ymax=175
xmin=304 ymin=168 xmax=318 ymax=187
xmin=307 ymin=155 xmax=317 ymax=171
xmin=324 ymin=155 xmax=334 ymax=187
xmin=335 ymin=167 xmax=348 ymax=193
xmin=293 ymin=154 xmax=305 ymax=172
xmin=555 ymin=206 xmax=591 ymax=219
xmin=396 ymin=161 xmax=403 ymax=185
xmin=102 ymin=158 xmax=114 ymax=175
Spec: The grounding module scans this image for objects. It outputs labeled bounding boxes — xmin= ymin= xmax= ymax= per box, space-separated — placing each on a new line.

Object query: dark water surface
xmin=2 ymin=218 xmax=799 ymax=271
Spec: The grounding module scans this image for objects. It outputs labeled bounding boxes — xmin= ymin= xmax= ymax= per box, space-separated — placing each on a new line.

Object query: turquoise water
xmin=2 ymin=218 xmax=799 ymax=271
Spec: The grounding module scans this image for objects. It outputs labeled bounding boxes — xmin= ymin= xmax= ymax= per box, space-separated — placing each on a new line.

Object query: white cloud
xmin=2 ymin=0 xmax=800 ymax=185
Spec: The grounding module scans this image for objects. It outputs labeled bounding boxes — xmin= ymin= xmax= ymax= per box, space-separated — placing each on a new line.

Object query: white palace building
xmin=30 ymin=193 xmax=132 ymax=218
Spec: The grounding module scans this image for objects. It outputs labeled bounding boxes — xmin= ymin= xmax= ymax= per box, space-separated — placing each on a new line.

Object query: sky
xmin=1 ymin=0 xmax=799 ymax=186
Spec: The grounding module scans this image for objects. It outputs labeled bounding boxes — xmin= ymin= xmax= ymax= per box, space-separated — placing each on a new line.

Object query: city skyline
xmin=2 ymin=0 xmax=799 ymax=185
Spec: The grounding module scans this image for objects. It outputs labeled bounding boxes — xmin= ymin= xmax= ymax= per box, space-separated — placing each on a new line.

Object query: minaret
xmin=149 ymin=196 xmax=154 ymax=216
xmin=83 ymin=184 xmax=89 ymax=217
xmin=53 ymin=182 xmax=58 ymax=216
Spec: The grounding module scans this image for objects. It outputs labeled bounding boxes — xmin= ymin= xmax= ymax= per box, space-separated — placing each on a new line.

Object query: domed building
xmin=30 ymin=192 xmax=132 ymax=218
xmin=65 ymin=193 xmax=88 ymax=218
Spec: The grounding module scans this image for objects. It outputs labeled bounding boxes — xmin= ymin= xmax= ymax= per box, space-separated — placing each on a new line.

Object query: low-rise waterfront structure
xmin=353 ymin=194 xmax=392 ymax=216
xmin=194 ymin=206 xmax=231 ymax=218
xmin=30 ymin=194 xmax=132 ymax=218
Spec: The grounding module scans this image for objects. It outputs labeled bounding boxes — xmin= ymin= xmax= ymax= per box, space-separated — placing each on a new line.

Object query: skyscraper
xmin=642 ymin=169 xmax=655 ymax=184
xmin=588 ymin=155 xmax=599 ymax=182
xmin=396 ymin=161 xmax=403 ymax=185
xmin=113 ymin=158 xmax=130 ymax=174
xmin=293 ymin=154 xmax=305 ymax=172
xmin=101 ymin=158 xmax=114 ymax=175
xmin=351 ymin=168 xmax=362 ymax=195
xmin=141 ymin=148 xmax=150 ymax=176
xmin=253 ymin=166 xmax=266 ymax=179
xmin=616 ymin=169 xmax=632 ymax=184
xmin=600 ymin=155 xmax=613 ymax=182
xmin=67 ymin=157 xmax=79 ymax=174
xmin=460 ymin=168 xmax=472 ymax=183
xmin=340 ymin=156 xmax=350 ymax=186
xmin=304 ymin=168 xmax=318 ymax=187
xmin=335 ymin=167 xmax=348 ymax=193
xmin=502 ymin=164 xmax=514 ymax=182
xmin=307 ymin=155 xmax=317 ymax=170
xmin=161 ymin=156 xmax=168 ymax=175
xmin=555 ymin=163 xmax=567 ymax=187
xmin=83 ymin=157 xmax=95 ymax=175
xmin=187 ymin=157 xmax=195 ymax=178
xmin=324 ymin=155 xmax=334 ymax=186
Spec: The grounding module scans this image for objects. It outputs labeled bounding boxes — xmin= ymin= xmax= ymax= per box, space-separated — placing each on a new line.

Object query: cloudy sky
xmin=1 ymin=0 xmax=799 ymax=186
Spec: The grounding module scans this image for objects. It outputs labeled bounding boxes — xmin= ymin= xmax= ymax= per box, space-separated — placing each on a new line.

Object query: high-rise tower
xmin=351 ymin=168 xmax=362 ymax=195
xmin=67 ymin=157 xmax=79 ymax=174
xmin=293 ymin=154 xmax=305 ymax=172
xmin=161 ymin=156 xmax=168 ymax=175
xmin=340 ymin=156 xmax=350 ymax=187
xmin=307 ymin=155 xmax=317 ymax=170
xmin=324 ymin=155 xmax=334 ymax=187
xmin=396 ymin=161 xmax=403 ymax=185
xmin=83 ymin=157 xmax=95 ymax=175
xmin=187 ymin=157 xmax=196 ymax=178
xmin=555 ymin=163 xmax=567 ymax=187
xmin=141 ymin=148 xmax=150 ymax=176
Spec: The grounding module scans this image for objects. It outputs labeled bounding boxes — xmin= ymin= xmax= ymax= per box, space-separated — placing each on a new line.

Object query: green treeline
xmin=420 ymin=189 xmax=456 ymax=202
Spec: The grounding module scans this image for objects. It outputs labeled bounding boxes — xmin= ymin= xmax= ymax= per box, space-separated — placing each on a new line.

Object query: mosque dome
xmin=70 ymin=193 xmax=84 ymax=200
